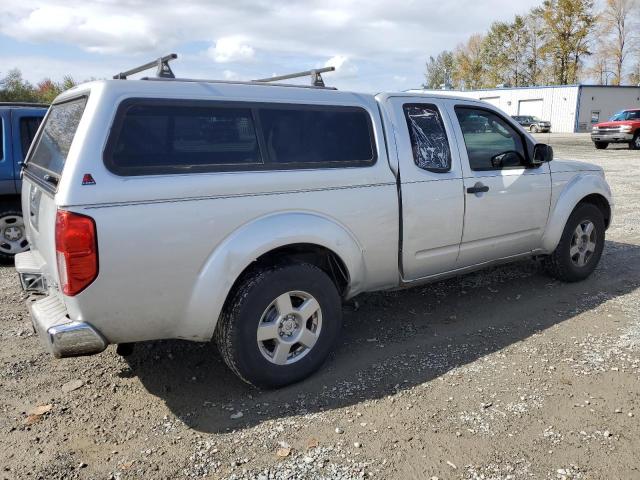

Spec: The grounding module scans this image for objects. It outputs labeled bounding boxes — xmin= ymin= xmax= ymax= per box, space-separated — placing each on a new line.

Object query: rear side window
xmin=259 ymin=106 xmax=374 ymax=167
xmin=105 ymin=99 xmax=376 ymax=175
xmin=403 ymin=103 xmax=451 ymax=172
xmin=0 ymin=118 xmax=4 ymax=160
xmin=27 ymin=97 xmax=87 ymax=179
xmin=19 ymin=116 xmax=43 ymax=160
xmin=106 ymin=102 xmax=262 ymax=174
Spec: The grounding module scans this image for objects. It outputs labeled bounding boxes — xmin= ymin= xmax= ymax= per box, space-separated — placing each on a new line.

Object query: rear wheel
xmin=594 ymin=142 xmax=608 ymax=150
xmin=216 ymin=263 xmax=342 ymax=388
xmin=630 ymin=132 xmax=640 ymax=150
xmin=544 ymin=203 xmax=605 ymax=282
xmin=0 ymin=204 xmax=29 ymax=263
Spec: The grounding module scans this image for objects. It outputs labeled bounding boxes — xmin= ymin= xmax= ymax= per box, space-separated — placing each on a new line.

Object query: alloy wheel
xmin=569 ymin=220 xmax=597 ymax=267
xmin=256 ymin=290 xmax=323 ymax=365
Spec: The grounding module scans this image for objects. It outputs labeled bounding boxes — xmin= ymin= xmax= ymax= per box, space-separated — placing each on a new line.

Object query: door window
xmin=455 ymin=107 xmax=527 ymax=171
xmin=19 ymin=116 xmax=43 ymax=160
xmin=403 ymin=103 xmax=451 ymax=172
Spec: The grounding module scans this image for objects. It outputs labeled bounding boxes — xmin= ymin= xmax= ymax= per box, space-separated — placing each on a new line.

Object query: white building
xmin=409 ymin=85 xmax=640 ymax=133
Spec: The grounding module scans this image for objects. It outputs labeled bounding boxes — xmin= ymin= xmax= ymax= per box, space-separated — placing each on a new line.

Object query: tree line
xmin=0 ymin=69 xmax=79 ymax=104
xmin=424 ymin=0 xmax=640 ymax=90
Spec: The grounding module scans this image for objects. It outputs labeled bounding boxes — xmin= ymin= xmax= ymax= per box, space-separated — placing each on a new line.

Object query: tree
xmin=522 ymin=9 xmax=551 ymax=85
xmin=423 ymin=50 xmax=456 ymax=89
xmin=482 ymin=16 xmax=531 ymax=87
xmin=0 ymin=69 xmax=39 ymax=102
xmin=540 ymin=0 xmax=596 ymax=84
xmin=597 ymin=0 xmax=639 ymax=85
xmin=453 ymin=34 xmax=486 ymax=89
xmin=0 ymin=70 xmax=79 ymax=103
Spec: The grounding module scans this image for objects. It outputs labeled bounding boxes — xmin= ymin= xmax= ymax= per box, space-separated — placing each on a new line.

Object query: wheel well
xmin=578 ymin=194 xmax=611 ymax=229
xmin=231 ymin=243 xmax=350 ymax=298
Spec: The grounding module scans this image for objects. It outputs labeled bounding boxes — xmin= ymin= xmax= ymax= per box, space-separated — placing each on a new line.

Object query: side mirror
xmin=532 ymin=143 xmax=553 ymax=165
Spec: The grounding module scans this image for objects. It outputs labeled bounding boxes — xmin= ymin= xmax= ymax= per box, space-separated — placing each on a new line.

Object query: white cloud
xmin=324 ymin=55 xmax=358 ymax=78
xmin=208 ymin=36 xmax=255 ymax=63
xmin=0 ymin=0 xmax=544 ymax=91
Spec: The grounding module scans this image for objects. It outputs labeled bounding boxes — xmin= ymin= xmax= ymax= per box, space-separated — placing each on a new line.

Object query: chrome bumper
xmin=16 ymin=251 xmax=107 ymax=358
xmin=28 ymin=295 xmax=107 ymax=358
xmin=591 ymin=132 xmax=633 ymax=143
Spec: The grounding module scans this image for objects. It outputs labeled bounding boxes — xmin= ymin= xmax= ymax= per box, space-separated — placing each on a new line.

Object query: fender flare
xmin=541 ymin=172 xmax=613 ymax=253
xmin=181 ymin=212 xmax=366 ymax=341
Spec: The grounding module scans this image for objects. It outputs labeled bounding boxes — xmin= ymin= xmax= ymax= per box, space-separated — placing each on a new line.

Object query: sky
xmin=0 ymin=0 xmax=543 ymax=92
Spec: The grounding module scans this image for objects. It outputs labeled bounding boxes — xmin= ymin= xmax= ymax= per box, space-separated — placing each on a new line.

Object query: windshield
xmin=608 ymin=110 xmax=640 ymax=121
xmin=531 ymin=116 xmax=541 ymax=122
xmin=26 ymin=96 xmax=87 ymax=180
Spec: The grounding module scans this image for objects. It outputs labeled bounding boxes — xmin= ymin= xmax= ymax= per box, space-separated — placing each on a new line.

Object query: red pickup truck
xmin=591 ymin=109 xmax=640 ymax=150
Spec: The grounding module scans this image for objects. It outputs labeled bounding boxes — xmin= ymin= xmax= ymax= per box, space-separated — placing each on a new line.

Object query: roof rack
xmin=113 ymin=53 xmax=336 ymax=88
xmin=0 ymin=102 xmax=49 ymax=108
xmin=113 ymin=53 xmax=177 ymax=80
xmin=254 ymin=67 xmax=335 ymax=87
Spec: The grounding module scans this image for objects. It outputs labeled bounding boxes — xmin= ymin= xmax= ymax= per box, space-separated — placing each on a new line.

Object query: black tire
xmin=630 ymin=132 xmax=640 ymax=150
xmin=0 ymin=202 xmax=28 ymax=264
xmin=530 ymin=125 xmax=538 ymax=133
xmin=544 ymin=203 xmax=605 ymax=282
xmin=594 ymin=142 xmax=608 ymax=150
xmin=215 ymin=263 xmax=342 ymax=389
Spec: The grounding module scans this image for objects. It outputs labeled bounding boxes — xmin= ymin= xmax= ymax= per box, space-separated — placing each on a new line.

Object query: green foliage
xmin=0 ymin=69 xmax=79 ymax=104
xmin=423 ymin=50 xmax=456 ymax=89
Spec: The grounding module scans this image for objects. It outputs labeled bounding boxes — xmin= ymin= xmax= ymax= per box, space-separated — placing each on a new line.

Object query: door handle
xmin=466 ymin=183 xmax=489 ymax=194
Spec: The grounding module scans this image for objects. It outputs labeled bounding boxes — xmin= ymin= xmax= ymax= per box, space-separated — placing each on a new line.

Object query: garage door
xmin=518 ymin=99 xmax=543 ymax=118
xmin=480 ymin=96 xmax=501 ymax=108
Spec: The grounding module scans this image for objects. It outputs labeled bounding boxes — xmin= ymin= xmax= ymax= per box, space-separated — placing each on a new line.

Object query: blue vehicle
xmin=0 ymin=102 xmax=47 ymax=261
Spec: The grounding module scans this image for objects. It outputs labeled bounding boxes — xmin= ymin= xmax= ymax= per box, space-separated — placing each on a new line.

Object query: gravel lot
xmin=1 ymin=133 xmax=639 ymax=480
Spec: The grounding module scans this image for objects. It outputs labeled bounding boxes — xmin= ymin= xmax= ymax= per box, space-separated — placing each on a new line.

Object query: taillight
xmin=55 ymin=210 xmax=98 ymax=296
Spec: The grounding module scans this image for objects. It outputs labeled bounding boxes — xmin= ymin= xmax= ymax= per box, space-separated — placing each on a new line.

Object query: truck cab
xmin=0 ymin=103 xmax=47 ymax=261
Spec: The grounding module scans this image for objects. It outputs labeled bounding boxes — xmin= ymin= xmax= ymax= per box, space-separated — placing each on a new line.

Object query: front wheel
xmin=530 ymin=125 xmax=539 ymax=133
xmin=630 ymin=132 xmax=640 ymax=150
xmin=215 ymin=263 xmax=342 ymax=388
xmin=594 ymin=142 xmax=608 ymax=150
xmin=544 ymin=203 xmax=605 ymax=282
xmin=0 ymin=206 xmax=29 ymax=263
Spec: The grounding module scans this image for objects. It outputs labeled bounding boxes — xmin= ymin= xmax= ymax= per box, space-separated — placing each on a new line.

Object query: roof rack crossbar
xmin=253 ymin=67 xmax=335 ymax=87
xmin=114 ymin=53 xmax=177 ymax=80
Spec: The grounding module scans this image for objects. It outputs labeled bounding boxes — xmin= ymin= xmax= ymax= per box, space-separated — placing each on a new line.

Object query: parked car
xmin=512 ymin=115 xmax=551 ymax=133
xmin=591 ymin=109 xmax=640 ymax=150
xmin=16 ymin=68 xmax=613 ymax=388
xmin=0 ymin=103 xmax=47 ymax=262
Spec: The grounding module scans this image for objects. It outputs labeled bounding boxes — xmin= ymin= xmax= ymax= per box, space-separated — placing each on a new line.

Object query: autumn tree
xmin=596 ymin=0 xmax=639 ymax=85
xmin=540 ymin=0 xmax=596 ymax=84
xmin=423 ymin=50 xmax=456 ymax=89
xmin=453 ymin=34 xmax=486 ymax=89
xmin=0 ymin=70 xmax=78 ymax=103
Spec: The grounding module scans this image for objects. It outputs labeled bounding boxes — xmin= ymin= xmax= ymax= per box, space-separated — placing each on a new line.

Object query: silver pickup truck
xmin=16 ymin=70 xmax=613 ymax=388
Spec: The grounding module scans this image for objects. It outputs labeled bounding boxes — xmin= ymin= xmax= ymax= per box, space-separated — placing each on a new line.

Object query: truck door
xmin=448 ymin=101 xmax=551 ymax=266
xmin=11 ymin=109 xmax=44 ymax=192
xmin=385 ymin=96 xmax=464 ymax=281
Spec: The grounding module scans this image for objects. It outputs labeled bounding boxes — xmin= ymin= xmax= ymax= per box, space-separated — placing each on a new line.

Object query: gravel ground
xmin=1 ymin=133 xmax=639 ymax=480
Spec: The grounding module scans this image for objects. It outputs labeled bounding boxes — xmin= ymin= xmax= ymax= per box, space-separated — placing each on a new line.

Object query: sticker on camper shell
xmin=82 ymin=174 xmax=96 ymax=185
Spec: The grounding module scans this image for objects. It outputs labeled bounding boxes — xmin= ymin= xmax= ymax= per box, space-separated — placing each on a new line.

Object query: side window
xmin=19 ymin=116 xmax=43 ymax=160
xmin=455 ymin=107 xmax=527 ymax=171
xmin=0 ymin=118 xmax=4 ymax=160
xmin=106 ymin=102 xmax=262 ymax=175
xmin=403 ymin=103 xmax=451 ymax=172
xmin=258 ymin=106 xmax=375 ymax=167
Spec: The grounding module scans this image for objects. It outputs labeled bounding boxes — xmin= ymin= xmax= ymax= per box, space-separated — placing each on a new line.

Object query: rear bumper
xmin=591 ymin=132 xmax=633 ymax=143
xmin=28 ymin=295 xmax=107 ymax=358
xmin=16 ymin=251 xmax=107 ymax=358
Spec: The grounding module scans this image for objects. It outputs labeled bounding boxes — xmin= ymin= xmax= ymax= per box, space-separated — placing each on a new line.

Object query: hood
xmin=550 ymin=159 xmax=603 ymax=174
xmin=594 ymin=120 xmax=637 ymax=128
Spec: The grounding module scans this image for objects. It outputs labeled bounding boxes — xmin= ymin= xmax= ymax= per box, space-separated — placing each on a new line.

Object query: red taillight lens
xmin=55 ymin=210 xmax=98 ymax=296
